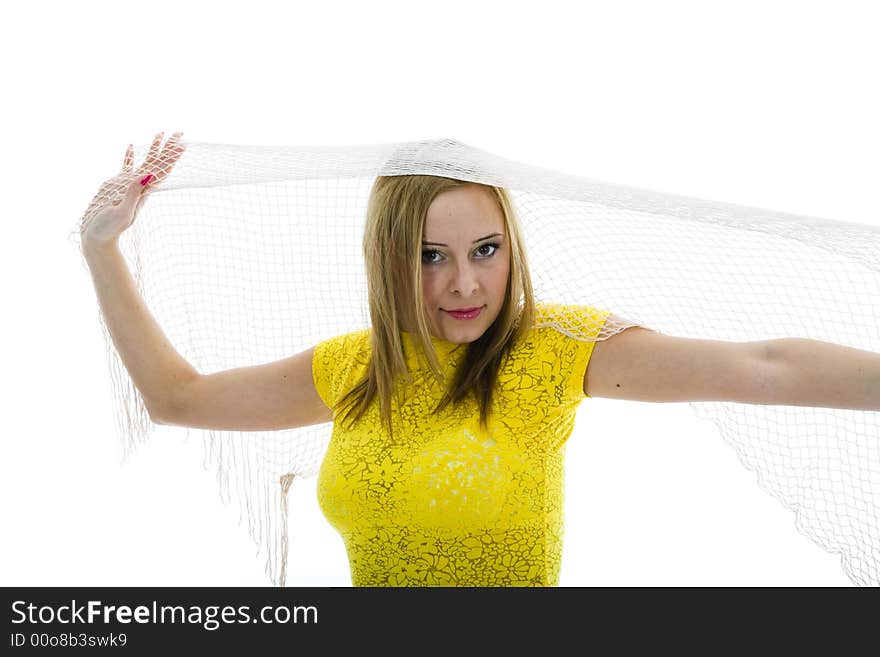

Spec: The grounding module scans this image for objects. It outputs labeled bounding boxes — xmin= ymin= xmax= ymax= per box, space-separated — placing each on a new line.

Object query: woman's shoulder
xmin=315 ymin=327 xmax=371 ymax=355
xmin=529 ymin=301 xmax=612 ymax=337
xmin=508 ymin=302 xmax=613 ymax=363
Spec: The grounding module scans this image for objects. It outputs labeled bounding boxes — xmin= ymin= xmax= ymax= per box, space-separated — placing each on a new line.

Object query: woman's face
xmin=418 ymin=184 xmax=510 ymax=344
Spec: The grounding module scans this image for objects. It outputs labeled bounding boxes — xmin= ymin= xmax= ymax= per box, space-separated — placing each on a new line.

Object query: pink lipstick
xmin=444 ymin=306 xmax=484 ymax=320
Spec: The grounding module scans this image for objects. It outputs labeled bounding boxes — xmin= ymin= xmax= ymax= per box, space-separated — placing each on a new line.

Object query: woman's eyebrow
xmin=422 ymin=232 xmax=504 ymax=247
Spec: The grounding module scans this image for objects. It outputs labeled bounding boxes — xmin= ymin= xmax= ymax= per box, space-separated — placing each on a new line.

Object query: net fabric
xmin=70 ymin=137 xmax=880 ymax=586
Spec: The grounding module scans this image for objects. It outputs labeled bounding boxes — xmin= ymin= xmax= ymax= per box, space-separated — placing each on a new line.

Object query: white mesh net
xmin=71 ymin=136 xmax=880 ymax=586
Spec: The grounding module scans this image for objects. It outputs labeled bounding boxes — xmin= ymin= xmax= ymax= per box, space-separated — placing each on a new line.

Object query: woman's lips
xmin=443 ymin=305 xmax=484 ymax=320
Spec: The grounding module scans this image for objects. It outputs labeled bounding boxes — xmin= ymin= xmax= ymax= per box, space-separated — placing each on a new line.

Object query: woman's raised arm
xmin=84 ymin=237 xmax=200 ymax=421
xmin=81 ymin=133 xmax=333 ymax=431
xmin=81 ymin=132 xmax=194 ymax=421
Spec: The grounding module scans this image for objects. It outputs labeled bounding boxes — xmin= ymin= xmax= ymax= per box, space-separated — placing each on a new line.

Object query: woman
xmin=82 ymin=132 xmax=880 ymax=586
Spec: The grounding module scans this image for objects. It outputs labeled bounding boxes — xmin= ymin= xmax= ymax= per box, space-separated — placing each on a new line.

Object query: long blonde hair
xmin=335 ymin=175 xmax=537 ymax=440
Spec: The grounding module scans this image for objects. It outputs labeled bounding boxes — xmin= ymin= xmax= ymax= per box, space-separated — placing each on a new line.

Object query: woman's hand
xmin=80 ymin=131 xmax=186 ymax=247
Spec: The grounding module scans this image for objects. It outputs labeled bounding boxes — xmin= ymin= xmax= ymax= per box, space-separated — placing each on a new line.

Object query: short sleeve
xmin=567 ymin=305 xmax=612 ymax=401
xmin=311 ymin=329 xmax=370 ymax=410
xmin=534 ymin=303 xmax=613 ymax=404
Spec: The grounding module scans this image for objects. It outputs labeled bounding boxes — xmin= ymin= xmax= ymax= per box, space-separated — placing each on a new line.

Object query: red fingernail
xmin=140 ymin=174 xmax=154 ymax=186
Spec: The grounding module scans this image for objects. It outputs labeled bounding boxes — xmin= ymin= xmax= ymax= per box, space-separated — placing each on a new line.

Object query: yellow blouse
xmin=311 ymin=303 xmax=611 ymax=586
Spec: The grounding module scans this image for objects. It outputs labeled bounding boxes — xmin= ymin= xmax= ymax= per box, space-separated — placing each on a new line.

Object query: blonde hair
xmin=335 ymin=175 xmax=537 ymax=440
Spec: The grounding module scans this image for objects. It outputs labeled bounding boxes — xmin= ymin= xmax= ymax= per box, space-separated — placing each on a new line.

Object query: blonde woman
xmin=82 ymin=132 xmax=880 ymax=586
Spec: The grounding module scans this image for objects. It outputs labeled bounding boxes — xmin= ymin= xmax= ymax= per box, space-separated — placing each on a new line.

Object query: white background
xmin=3 ymin=0 xmax=877 ymax=587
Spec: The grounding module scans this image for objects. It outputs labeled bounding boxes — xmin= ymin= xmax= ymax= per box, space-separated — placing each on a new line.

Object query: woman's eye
xmin=421 ymin=243 xmax=499 ymax=265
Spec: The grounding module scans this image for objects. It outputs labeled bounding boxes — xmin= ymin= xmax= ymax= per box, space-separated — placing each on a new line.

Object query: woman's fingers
xmin=149 ymin=131 xmax=163 ymax=155
xmin=162 ymin=132 xmax=185 ymax=162
xmin=141 ymin=132 xmax=164 ymax=171
xmin=148 ymin=132 xmax=186 ymax=183
xmin=122 ymin=131 xmax=185 ymax=186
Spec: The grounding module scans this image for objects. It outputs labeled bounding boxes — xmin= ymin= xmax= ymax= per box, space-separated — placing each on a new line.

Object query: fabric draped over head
xmin=72 ymin=137 xmax=880 ymax=586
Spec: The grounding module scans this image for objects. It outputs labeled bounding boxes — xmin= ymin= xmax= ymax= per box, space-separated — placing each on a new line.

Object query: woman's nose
xmin=449 ymin=263 xmax=479 ymax=295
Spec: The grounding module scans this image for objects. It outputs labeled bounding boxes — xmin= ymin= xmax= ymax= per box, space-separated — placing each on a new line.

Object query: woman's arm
xmin=585 ymin=327 xmax=880 ymax=411
xmin=84 ymin=237 xmax=199 ymax=420
xmin=585 ymin=327 xmax=772 ymax=404
xmin=80 ymin=134 xmax=333 ymax=431
xmin=765 ymin=338 xmax=880 ymax=411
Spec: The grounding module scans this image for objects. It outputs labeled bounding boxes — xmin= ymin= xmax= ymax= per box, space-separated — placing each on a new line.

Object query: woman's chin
xmin=437 ymin=317 xmax=487 ymax=343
